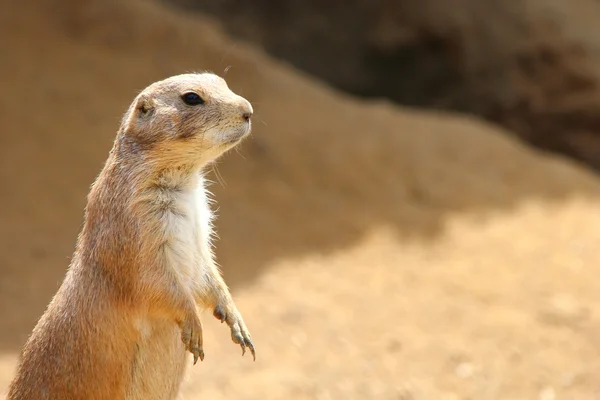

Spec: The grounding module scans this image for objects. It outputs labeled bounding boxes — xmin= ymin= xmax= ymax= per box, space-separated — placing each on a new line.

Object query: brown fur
xmin=7 ymin=73 xmax=255 ymax=400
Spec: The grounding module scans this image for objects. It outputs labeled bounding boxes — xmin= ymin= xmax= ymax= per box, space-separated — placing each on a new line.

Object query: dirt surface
xmin=2 ymin=0 xmax=600 ymax=398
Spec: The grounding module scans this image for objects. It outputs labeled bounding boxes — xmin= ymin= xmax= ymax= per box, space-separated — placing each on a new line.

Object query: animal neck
xmin=151 ymin=165 xmax=202 ymax=193
xmin=110 ymin=136 xmax=207 ymax=193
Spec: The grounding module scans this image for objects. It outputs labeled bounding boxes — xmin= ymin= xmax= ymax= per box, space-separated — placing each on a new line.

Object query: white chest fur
xmin=153 ymin=173 xmax=215 ymax=288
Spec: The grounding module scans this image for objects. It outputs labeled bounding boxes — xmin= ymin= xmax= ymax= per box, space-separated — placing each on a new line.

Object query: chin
xmin=222 ymin=127 xmax=250 ymax=146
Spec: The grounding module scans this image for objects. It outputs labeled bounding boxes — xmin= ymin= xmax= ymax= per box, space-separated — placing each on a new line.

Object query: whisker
xmin=211 ymin=162 xmax=227 ymax=187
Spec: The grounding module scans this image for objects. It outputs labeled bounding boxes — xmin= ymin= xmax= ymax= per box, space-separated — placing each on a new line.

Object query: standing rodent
xmin=7 ymin=73 xmax=255 ymax=400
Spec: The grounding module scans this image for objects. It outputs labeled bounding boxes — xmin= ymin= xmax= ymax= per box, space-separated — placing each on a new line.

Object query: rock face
xmin=167 ymin=0 xmax=600 ymax=170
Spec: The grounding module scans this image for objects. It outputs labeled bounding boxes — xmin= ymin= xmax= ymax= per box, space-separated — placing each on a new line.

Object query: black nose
xmin=242 ymin=111 xmax=252 ymax=121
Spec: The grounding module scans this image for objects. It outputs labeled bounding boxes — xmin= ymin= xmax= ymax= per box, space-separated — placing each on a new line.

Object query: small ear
xmin=136 ymin=95 xmax=155 ymax=116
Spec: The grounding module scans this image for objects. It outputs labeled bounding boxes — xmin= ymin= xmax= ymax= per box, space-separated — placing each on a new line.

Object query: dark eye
xmin=182 ymin=92 xmax=205 ymax=106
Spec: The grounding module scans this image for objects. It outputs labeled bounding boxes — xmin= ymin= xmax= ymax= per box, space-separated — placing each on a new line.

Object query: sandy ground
xmin=2 ymin=0 xmax=600 ymax=398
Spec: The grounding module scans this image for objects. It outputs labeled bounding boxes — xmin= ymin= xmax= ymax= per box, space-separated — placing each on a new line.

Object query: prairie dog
xmin=7 ymin=73 xmax=255 ymax=400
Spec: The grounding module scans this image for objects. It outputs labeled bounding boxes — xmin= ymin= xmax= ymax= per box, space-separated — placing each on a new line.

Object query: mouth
xmin=222 ymin=124 xmax=251 ymax=145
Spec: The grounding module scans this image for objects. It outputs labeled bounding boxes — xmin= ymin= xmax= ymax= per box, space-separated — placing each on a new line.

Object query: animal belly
xmin=127 ymin=318 xmax=188 ymax=400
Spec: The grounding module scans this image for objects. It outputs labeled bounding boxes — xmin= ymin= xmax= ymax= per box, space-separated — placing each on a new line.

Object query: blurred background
xmin=2 ymin=0 xmax=600 ymax=398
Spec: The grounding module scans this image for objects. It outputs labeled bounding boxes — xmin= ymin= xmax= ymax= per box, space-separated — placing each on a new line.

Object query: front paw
xmin=179 ymin=314 xmax=204 ymax=365
xmin=214 ymin=304 xmax=255 ymax=361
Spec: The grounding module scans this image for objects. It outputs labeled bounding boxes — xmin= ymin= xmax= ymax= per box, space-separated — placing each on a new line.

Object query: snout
xmin=240 ymin=100 xmax=253 ymax=122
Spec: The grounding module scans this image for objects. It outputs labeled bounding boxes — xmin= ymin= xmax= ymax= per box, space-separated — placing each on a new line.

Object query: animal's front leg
xmin=141 ymin=268 xmax=205 ymax=364
xmin=198 ymin=263 xmax=255 ymax=360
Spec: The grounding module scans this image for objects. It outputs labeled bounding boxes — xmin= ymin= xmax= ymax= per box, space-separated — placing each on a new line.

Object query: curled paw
xmin=213 ymin=305 xmax=255 ymax=361
xmin=180 ymin=314 xmax=204 ymax=364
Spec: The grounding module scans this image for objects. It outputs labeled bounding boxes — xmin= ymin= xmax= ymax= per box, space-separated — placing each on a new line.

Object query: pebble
xmin=538 ymin=293 xmax=589 ymax=326
xmin=455 ymin=362 xmax=475 ymax=379
xmin=539 ymin=386 xmax=555 ymax=400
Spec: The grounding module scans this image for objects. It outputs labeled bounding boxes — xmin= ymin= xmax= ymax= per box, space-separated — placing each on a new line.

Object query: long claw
xmin=193 ymin=348 xmax=205 ymax=365
xmin=248 ymin=342 xmax=256 ymax=361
